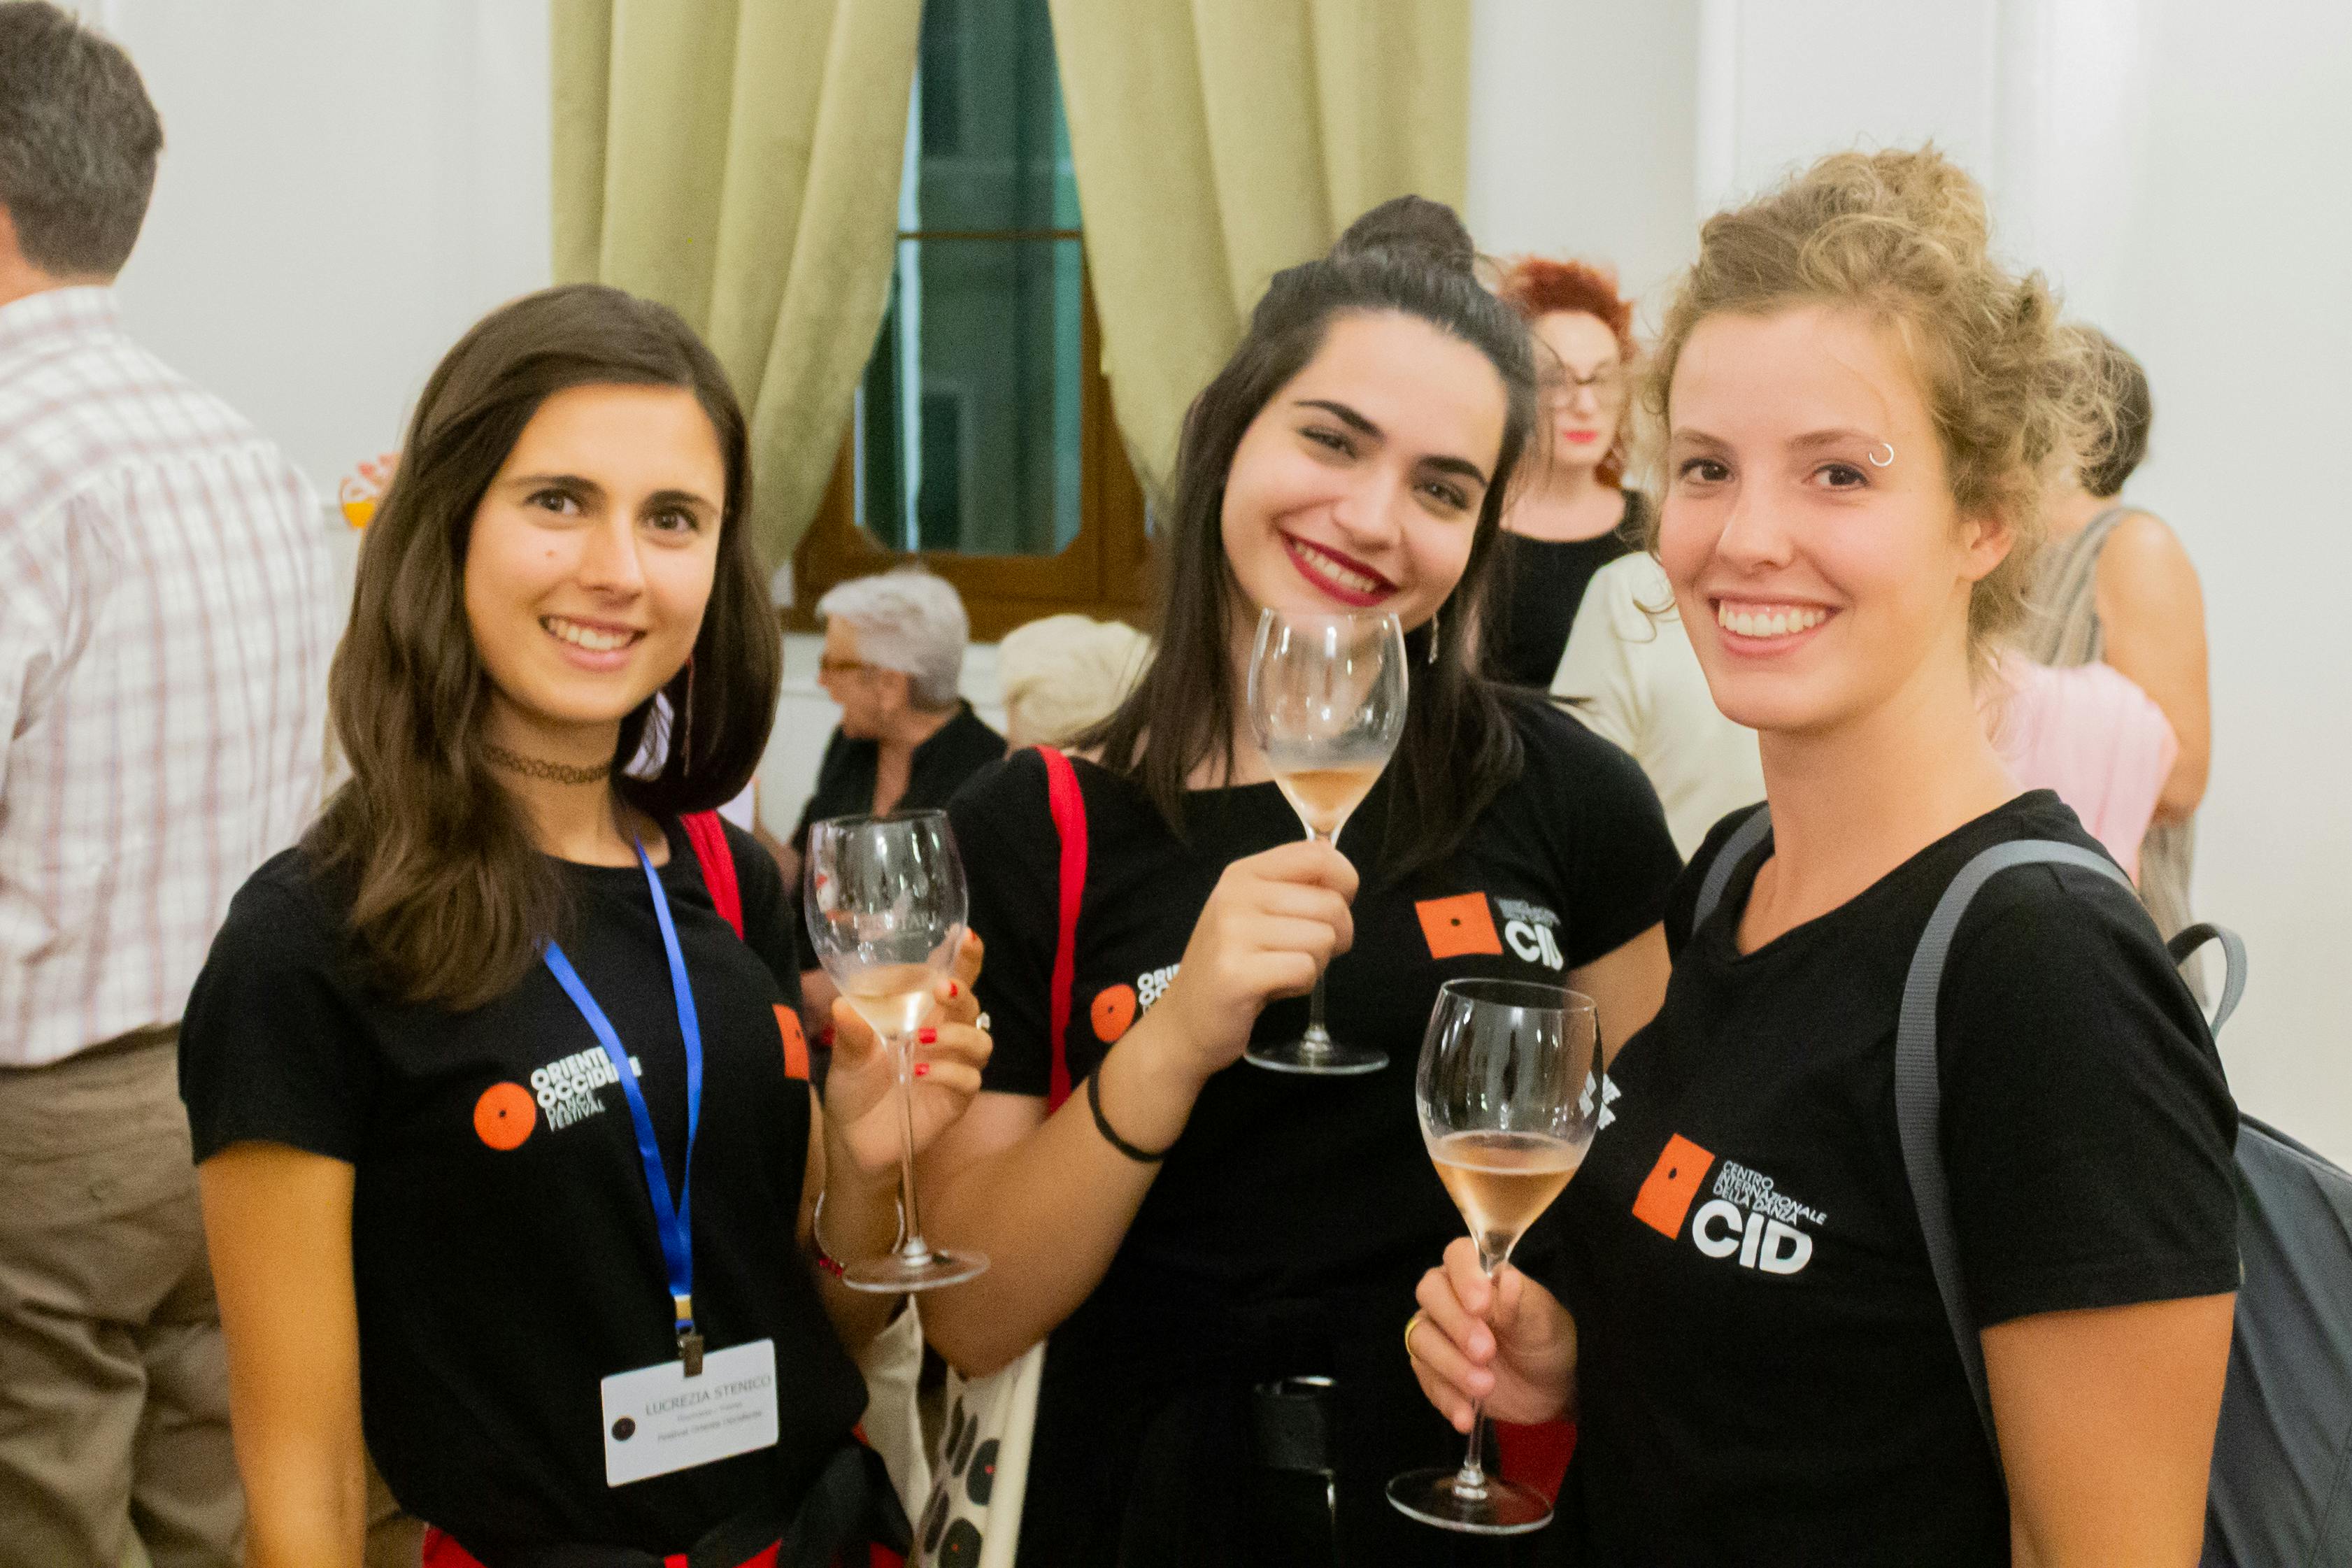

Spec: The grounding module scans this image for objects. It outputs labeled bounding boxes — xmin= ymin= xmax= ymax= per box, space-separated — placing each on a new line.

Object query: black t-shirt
xmin=790 ymin=701 xmax=1006 ymax=853
xmin=949 ymin=697 xmax=1681 ymax=1562
xmin=1487 ymin=492 xmax=1646 ymax=688
xmin=1540 ymin=793 xmax=2239 ymax=1565
xmin=178 ymin=818 xmax=867 ymax=1558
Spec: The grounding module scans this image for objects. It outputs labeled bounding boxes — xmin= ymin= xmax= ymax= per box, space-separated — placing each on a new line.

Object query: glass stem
xmin=1455 ymin=1399 xmax=1490 ymax=1497
xmin=1300 ymin=825 xmax=1334 ymax=1054
xmin=892 ymin=1030 xmax=927 ymax=1259
xmin=1455 ymin=1253 xmax=1502 ymax=1496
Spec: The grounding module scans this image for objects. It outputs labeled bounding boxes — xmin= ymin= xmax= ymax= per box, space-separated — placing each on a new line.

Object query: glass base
xmin=1386 ymin=1469 xmax=1553 ymax=1536
xmin=1244 ymin=1036 xmax=1388 ymax=1076
xmin=840 ymin=1245 xmax=989 ymax=1294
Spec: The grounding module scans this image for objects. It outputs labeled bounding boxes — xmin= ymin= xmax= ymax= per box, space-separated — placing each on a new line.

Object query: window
xmin=789 ymin=0 xmax=1148 ymax=641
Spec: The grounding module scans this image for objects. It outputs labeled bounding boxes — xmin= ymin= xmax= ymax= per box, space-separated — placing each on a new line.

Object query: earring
xmin=1867 ymin=442 xmax=1895 ymax=468
xmin=1427 ymin=608 xmax=1441 ymax=665
xmin=679 ymin=658 xmax=695 ymax=774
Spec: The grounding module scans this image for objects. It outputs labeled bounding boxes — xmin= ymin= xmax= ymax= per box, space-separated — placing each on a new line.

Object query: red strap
xmin=1495 ymin=1418 xmax=1577 ymax=1502
xmin=681 ymin=810 xmax=744 ymax=939
xmin=1036 ymin=746 xmax=1086 ymax=1112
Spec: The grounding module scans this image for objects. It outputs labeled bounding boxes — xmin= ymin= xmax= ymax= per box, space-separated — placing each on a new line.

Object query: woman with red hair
xmin=1486 ymin=257 xmax=1648 ymax=687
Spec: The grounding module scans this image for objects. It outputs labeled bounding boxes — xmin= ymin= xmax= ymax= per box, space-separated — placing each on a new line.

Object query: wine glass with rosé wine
xmin=1243 ymin=606 xmax=1409 ymax=1075
xmin=1390 ymin=978 xmax=1601 ymax=1534
xmin=803 ymin=809 xmax=987 ymax=1292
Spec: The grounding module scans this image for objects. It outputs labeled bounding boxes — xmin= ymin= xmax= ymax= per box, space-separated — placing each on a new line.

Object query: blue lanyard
xmin=543 ymin=839 xmax=706 ymax=1370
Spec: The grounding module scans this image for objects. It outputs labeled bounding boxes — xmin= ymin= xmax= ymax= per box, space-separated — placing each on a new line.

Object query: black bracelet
xmin=1085 ymin=1069 xmax=1170 ymax=1164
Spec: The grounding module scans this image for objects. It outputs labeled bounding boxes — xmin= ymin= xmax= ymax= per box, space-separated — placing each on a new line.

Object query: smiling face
xmin=1532 ymin=309 xmax=1627 ymax=472
xmin=1219 ymin=309 xmax=1508 ymax=630
xmin=462 ymin=382 xmax=725 ymax=755
xmin=1658 ymin=304 xmax=2009 ymax=737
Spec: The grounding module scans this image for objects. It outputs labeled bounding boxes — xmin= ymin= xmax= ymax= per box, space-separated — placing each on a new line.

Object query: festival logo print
xmin=1632 ymin=1134 xmax=1825 ymax=1276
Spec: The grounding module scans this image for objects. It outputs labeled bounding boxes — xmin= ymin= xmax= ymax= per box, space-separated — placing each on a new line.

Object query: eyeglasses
xmin=818 ymin=656 xmax=876 ymax=678
xmin=1543 ymin=363 xmax=1630 ymax=406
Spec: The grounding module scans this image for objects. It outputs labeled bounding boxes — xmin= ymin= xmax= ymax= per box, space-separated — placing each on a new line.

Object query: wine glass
xmin=1243 ymin=606 xmax=1409 ymax=1075
xmin=801 ymin=809 xmax=988 ymax=1292
xmin=1389 ymin=978 xmax=1601 ymax=1535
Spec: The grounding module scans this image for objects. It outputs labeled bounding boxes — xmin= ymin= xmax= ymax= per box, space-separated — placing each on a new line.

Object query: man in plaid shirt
xmin=0 ymin=8 xmax=336 ymax=1564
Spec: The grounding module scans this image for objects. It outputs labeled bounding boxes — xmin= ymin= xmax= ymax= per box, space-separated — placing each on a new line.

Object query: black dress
xmin=790 ymin=701 xmax=1006 ymax=854
xmin=948 ymin=697 xmax=1683 ymax=1567
xmin=1486 ymin=492 xmax=1647 ymax=689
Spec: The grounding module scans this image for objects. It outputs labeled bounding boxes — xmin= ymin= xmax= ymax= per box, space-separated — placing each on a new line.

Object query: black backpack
xmin=1695 ymin=811 xmax=2352 ymax=1565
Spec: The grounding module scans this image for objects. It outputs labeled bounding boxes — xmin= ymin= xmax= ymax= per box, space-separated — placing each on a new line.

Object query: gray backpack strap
xmin=1894 ymin=839 xmax=2133 ymax=1464
xmin=2168 ymin=922 xmax=2249 ymax=1034
xmin=1692 ymin=808 xmax=1774 ymax=932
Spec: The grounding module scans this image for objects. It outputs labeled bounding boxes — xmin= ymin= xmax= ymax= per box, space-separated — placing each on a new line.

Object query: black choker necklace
xmin=482 ymin=743 xmax=608 ymax=786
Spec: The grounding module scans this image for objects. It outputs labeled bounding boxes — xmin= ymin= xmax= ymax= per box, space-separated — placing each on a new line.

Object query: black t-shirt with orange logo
xmin=1538 ymin=794 xmax=2239 ymax=1564
xmin=948 ymin=697 xmax=1681 ymax=1563
xmin=176 ymin=817 xmax=866 ymax=1558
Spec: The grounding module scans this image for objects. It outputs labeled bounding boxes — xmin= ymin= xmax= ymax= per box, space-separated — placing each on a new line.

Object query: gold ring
xmin=1404 ymin=1311 xmax=1425 ymax=1362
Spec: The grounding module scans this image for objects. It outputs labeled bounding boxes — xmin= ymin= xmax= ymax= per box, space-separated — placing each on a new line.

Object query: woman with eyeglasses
xmin=784 ymin=569 xmax=1006 ymax=889
xmin=1483 ymin=258 xmax=1648 ymax=690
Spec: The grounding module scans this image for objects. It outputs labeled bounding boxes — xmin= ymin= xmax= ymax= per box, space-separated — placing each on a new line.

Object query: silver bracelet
xmin=811 ymin=1186 xmax=906 ymax=1271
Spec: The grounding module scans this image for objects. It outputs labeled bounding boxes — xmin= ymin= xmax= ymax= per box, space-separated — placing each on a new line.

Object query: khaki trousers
xmin=0 ymin=1029 xmax=241 ymax=1568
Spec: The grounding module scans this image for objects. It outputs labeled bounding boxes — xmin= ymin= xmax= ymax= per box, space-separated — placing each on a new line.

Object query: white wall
xmin=1466 ymin=0 xmax=1701 ymax=312
xmin=1469 ymin=0 xmax=2352 ymax=1161
xmin=95 ymin=0 xmax=553 ymax=499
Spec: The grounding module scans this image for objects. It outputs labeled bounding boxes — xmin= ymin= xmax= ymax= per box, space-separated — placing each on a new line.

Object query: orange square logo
xmin=1631 ymin=1134 xmax=1716 ymax=1239
xmin=1416 ymin=892 xmax=1503 ymax=960
xmin=776 ymin=1005 xmax=810 ymax=1081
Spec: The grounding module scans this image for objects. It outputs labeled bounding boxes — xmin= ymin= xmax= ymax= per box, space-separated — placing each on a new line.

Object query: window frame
xmin=786 ymin=235 xmax=1150 ymax=643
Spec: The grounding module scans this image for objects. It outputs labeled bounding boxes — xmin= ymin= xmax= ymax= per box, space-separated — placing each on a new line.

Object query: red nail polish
xmin=918 ymin=1026 xmax=938 ymax=1045
xmin=947 ymin=981 xmax=959 ymax=998
xmin=913 ymin=1062 xmax=931 ymax=1078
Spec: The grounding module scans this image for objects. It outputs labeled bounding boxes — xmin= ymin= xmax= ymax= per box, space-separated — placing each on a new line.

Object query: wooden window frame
xmin=785 ymin=242 xmax=1150 ymax=643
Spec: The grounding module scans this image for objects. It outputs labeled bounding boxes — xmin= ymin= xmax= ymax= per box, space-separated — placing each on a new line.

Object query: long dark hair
xmin=1082 ymin=199 xmax=1540 ymax=876
xmin=308 ymin=284 xmax=781 ymax=1009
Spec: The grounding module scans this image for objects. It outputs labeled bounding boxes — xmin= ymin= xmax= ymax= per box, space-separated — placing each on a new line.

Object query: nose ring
xmin=1866 ymin=442 xmax=1895 ymax=468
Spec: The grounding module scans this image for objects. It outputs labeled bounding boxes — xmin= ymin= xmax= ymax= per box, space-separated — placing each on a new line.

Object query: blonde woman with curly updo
xmin=1402 ymin=150 xmax=2237 ymax=1564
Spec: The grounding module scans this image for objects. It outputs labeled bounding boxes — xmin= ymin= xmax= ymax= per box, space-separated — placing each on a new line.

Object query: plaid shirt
xmin=0 ymin=287 xmax=336 ymax=1066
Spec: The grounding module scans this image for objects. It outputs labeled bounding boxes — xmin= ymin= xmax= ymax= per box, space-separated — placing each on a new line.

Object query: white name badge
xmin=599 ymin=1338 xmax=780 ymax=1488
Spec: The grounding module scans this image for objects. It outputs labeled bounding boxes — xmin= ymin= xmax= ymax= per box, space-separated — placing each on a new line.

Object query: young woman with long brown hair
xmin=918 ymin=200 xmax=1681 ymax=1565
xmin=1405 ymin=149 xmax=2237 ymax=1565
xmin=178 ymin=285 xmax=992 ymax=1567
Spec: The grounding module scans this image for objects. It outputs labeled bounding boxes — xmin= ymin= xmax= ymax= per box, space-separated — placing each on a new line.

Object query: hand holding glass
xmin=801 ymin=810 xmax=987 ymax=1292
xmin=1390 ymin=978 xmax=1601 ymax=1535
xmin=1243 ymin=607 xmax=1408 ymax=1074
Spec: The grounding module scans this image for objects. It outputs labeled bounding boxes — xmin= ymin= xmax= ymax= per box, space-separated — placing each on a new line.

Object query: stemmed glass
xmin=1389 ymin=978 xmax=1601 ymax=1535
xmin=802 ymin=809 xmax=988 ymax=1292
xmin=1243 ymin=606 xmax=1409 ymax=1075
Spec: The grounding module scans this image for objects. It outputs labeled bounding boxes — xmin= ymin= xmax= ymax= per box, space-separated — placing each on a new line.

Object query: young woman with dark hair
xmin=1485 ymin=257 xmax=1648 ymax=687
xmin=179 ymin=284 xmax=992 ymax=1568
xmin=919 ymin=202 xmax=1681 ymax=1565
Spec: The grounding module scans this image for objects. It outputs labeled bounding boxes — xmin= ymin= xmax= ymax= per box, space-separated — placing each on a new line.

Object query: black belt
xmin=449 ymin=1442 xmax=910 ymax=1568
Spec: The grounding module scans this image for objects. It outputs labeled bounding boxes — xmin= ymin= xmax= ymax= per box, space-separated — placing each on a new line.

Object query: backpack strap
xmin=680 ymin=810 xmax=811 ymax=1079
xmin=2168 ymin=922 xmax=2250 ymax=1034
xmin=1895 ymin=839 xmax=2130 ymax=1464
xmin=1691 ymin=807 xmax=1775 ymax=932
xmin=680 ymin=810 xmax=745 ymax=939
xmin=1036 ymin=747 xmax=1087 ymax=1113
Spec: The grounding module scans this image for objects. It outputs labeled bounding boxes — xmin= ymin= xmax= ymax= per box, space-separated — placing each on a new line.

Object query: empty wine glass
xmin=802 ymin=809 xmax=987 ymax=1292
xmin=1390 ymin=978 xmax=1601 ymax=1535
xmin=1244 ymin=606 xmax=1409 ymax=1075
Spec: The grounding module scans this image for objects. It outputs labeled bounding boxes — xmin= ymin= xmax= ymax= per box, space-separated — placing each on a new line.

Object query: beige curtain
xmin=550 ymin=0 xmax=922 ymax=570
xmin=1046 ymin=0 xmax=1472 ymax=494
